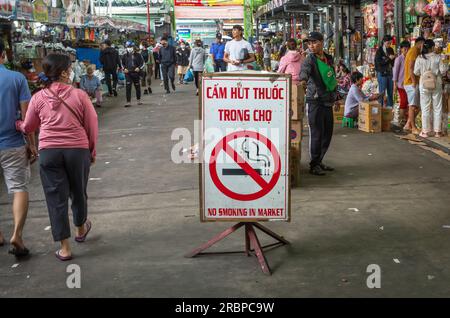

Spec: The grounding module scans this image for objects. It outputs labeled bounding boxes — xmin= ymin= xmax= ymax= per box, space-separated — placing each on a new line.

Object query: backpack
xmin=422 ymin=69 xmax=437 ymax=90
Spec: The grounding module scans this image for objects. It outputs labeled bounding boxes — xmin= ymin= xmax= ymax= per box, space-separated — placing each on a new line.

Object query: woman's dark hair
xmin=286 ymin=38 xmax=297 ymax=51
xmin=351 ymin=71 xmax=364 ymax=84
xmin=421 ymin=39 xmax=435 ymax=59
xmin=40 ymin=53 xmax=71 ymax=86
xmin=382 ymin=35 xmax=393 ymax=44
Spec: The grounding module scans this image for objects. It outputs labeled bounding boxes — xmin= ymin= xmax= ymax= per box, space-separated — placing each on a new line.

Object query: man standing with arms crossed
xmin=299 ymin=32 xmax=339 ymax=176
xmin=403 ymin=37 xmax=425 ymax=134
xmin=0 ymin=40 xmax=37 ymax=256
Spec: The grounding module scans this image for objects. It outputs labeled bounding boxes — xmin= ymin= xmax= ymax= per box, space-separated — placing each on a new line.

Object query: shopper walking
xmin=263 ymin=39 xmax=272 ymax=71
xmin=392 ymin=40 xmax=411 ymax=125
xmin=277 ymin=38 xmax=303 ymax=85
xmin=375 ymin=35 xmax=396 ymax=108
xmin=80 ymin=65 xmax=102 ymax=107
xmin=16 ymin=53 xmax=98 ymax=261
xmin=414 ymin=39 xmax=448 ymax=138
xmin=121 ymin=41 xmax=144 ymax=107
xmin=140 ymin=41 xmax=154 ymax=94
xmin=176 ymin=40 xmax=190 ymax=84
xmin=210 ymin=34 xmax=226 ymax=72
xmin=153 ymin=43 xmax=161 ymax=80
xmin=99 ymin=39 xmax=121 ymax=97
xmin=189 ymin=39 xmax=207 ymax=96
xmin=299 ymin=32 xmax=339 ymax=176
xmin=224 ymin=25 xmax=255 ymax=71
xmin=0 ymin=40 xmax=37 ymax=257
xmin=403 ymin=37 xmax=425 ymax=134
xmin=159 ymin=36 xmax=177 ymax=94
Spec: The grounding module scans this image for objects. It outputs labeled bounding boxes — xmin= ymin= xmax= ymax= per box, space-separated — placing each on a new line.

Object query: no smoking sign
xmin=201 ymin=74 xmax=291 ymax=222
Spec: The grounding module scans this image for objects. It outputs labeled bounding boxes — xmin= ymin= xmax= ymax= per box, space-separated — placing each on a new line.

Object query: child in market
xmin=80 ymin=65 xmax=102 ymax=108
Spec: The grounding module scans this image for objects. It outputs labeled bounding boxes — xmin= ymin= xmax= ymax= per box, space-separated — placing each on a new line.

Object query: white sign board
xmin=200 ymin=73 xmax=291 ymax=222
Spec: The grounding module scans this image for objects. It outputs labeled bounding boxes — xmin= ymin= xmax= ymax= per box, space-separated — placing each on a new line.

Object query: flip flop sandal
xmin=75 ymin=220 xmax=92 ymax=243
xmin=55 ymin=250 xmax=72 ymax=261
xmin=8 ymin=246 xmax=30 ymax=257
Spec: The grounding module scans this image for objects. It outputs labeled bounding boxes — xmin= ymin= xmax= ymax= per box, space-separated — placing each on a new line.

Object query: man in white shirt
xmin=224 ymin=25 xmax=255 ymax=71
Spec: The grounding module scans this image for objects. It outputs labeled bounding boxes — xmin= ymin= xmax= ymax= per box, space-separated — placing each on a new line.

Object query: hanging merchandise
xmin=84 ymin=28 xmax=89 ymax=41
xmin=433 ymin=18 xmax=443 ymax=34
xmin=406 ymin=0 xmax=416 ymax=15
xmin=90 ymin=29 xmax=95 ymax=41
xmin=416 ymin=0 xmax=427 ymax=16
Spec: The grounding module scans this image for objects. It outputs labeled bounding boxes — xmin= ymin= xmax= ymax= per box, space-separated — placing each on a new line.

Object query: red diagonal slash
xmin=223 ymin=141 xmax=269 ymax=189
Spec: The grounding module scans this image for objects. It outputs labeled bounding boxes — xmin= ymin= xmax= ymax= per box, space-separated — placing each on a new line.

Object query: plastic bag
xmin=117 ymin=71 xmax=125 ymax=81
xmin=184 ymin=69 xmax=194 ymax=82
xmin=433 ymin=19 xmax=442 ymax=33
xmin=204 ymin=56 xmax=215 ymax=73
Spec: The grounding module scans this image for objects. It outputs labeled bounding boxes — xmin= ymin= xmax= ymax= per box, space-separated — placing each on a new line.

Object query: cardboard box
xmin=333 ymin=103 xmax=345 ymax=124
xmin=290 ymin=147 xmax=301 ymax=188
xmin=382 ymin=108 xmax=393 ymax=132
xmin=290 ymin=120 xmax=302 ymax=151
xmin=358 ymin=101 xmax=382 ymax=133
xmin=291 ymin=84 xmax=305 ymax=120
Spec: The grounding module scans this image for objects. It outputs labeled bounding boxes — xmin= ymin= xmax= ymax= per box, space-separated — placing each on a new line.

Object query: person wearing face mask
xmin=176 ymin=40 xmax=191 ymax=84
xmin=121 ymin=41 xmax=145 ymax=107
xmin=0 ymin=40 xmax=37 ymax=257
xmin=15 ymin=53 xmax=98 ymax=262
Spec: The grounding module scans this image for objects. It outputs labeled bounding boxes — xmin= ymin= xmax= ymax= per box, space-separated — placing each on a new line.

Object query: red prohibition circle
xmin=209 ymin=130 xmax=281 ymax=201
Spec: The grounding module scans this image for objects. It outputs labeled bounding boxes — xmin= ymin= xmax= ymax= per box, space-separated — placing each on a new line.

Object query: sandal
xmin=75 ymin=220 xmax=92 ymax=243
xmin=55 ymin=250 xmax=72 ymax=261
xmin=8 ymin=245 xmax=30 ymax=257
xmin=419 ymin=132 xmax=428 ymax=138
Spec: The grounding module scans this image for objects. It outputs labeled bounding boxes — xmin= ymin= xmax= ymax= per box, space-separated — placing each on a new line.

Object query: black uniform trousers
xmin=39 ymin=148 xmax=91 ymax=242
xmin=307 ymin=102 xmax=334 ymax=169
xmin=161 ymin=63 xmax=175 ymax=92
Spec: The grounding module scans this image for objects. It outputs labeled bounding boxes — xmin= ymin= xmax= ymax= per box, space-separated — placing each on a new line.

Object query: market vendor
xmin=344 ymin=71 xmax=379 ymax=119
xmin=80 ymin=66 xmax=102 ymax=108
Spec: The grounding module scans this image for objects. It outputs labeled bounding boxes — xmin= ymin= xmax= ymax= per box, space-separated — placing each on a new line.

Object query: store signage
xmin=175 ymin=0 xmax=243 ymax=6
xmin=0 ymin=0 xmax=15 ymax=19
xmin=177 ymin=28 xmax=191 ymax=42
xmin=49 ymin=7 xmax=62 ymax=24
xmin=33 ymin=0 xmax=49 ymax=22
xmin=200 ymin=74 xmax=290 ymax=222
xmin=17 ymin=1 xmax=33 ymax=21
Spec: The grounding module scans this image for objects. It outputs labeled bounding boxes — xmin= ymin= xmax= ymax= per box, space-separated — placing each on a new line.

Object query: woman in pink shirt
xmin=277 ymin=38 xmax=304 ymax=84
xmin=16 ymin=54 xmax=98 ymax=261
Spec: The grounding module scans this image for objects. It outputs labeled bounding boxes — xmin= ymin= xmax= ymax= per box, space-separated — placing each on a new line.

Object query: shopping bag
xmin=204 ymin=56 xmax=215 ymax=73
xmin=184 ymin=69 xmax=194 ymax=82
xmin=117 ymin=71 xmax=125 ymax=81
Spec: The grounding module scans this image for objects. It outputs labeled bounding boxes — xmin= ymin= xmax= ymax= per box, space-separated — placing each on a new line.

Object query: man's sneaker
xmin=319 ymin=163 xmax=334 ymax=171
xmin=143 ymin=89 xmax=149 ymax=95
xmin=148 ymin=88 xmax=152 ymax=94
xmin=171 ymin=82 xmax=176 ymax=91
xmin=124 ymin=103 xmax=131 ymax=108
xmin=309 ymin=165 xmax=326 ymax=176
xmin=165 ymin=90 xmax=170 ymax=94
xmin=113 ymin=90 xmax=118 ymax=97
xmin=137 ymin=100 xmax=143 ymax=105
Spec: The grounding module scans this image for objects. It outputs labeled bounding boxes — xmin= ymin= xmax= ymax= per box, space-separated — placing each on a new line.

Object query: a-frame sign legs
xmin=185 ymin=222 xmax=289 ymax=275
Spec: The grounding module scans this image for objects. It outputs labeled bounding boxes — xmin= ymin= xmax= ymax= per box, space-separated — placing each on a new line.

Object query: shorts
xmin=264 ymin=58 xmax=271 ymax=67
xmin=177 ymin=65 xmax=189 ymax=75
xmin=405 ymin=85 xmax=420 ymax=107
xmin=0 ymin=146 xmax=30 ymax=194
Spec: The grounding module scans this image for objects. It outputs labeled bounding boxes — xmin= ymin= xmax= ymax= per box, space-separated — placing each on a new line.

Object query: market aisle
xmin=1 ymin=80 xmax=450 ymax=297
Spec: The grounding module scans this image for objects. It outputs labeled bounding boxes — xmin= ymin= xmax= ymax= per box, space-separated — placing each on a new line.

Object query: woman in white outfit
xmin=414 ymin=39 xmax=448 ymax=138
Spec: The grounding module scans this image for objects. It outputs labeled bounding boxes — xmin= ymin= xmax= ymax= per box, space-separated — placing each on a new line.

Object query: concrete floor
xmin=1 ymin=80 xmax=450 ymax=298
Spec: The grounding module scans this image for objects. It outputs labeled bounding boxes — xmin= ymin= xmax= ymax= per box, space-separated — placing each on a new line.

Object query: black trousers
xmin=39 ymin=148 xmax=91 ymax=242
xmin=161 ymin=63 xmax=175 ymax=91
xmin=104 ymin=70 xmax=118 ymax=95
xmin=126 ymin=73 xmax=141 ymax=103
xmin=193 ymin=71 xmax=201 ymax=89
xmin=214 ymin=59 xmax=226 ymax=72
xmin=154 ymin=62 xmax=160 ymax=79
xmin=307 ymin=102 xmax=334 ymax=168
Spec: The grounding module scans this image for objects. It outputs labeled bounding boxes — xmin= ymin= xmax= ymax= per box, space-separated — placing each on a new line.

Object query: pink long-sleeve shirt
xmin=16 ymin=82 xmax=98 ymax=158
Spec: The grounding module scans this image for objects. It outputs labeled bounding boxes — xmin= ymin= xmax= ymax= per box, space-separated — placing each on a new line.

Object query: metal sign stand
xmin=185 ymin=222 xmax=289 ymax=275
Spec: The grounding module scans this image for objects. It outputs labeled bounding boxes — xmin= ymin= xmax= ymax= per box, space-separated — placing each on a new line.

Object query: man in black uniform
xmin=299 ymin=32 xmax=339 ymax=176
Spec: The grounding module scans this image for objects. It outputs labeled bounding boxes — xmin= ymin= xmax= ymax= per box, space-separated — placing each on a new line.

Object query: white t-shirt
xmin=224 ymin=39 xmax=254 ymax=71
